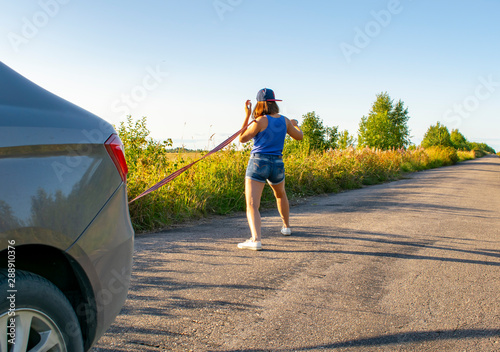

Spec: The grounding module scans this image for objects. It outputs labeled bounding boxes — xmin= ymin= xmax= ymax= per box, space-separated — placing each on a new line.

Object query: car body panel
xmin=0 ymin=143 xmax=121 ymax=247
xmin=66 ymin=184 xmax=134 ymax=346
xmin=0 ymin=62 xmax=115 ymax=149
xmin=0 ymin=62 xmax=134 ymax=349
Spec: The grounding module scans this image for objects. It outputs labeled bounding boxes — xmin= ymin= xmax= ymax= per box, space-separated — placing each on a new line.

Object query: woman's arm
xmin=286 ymin=118 xmax=303 ymax=141
xmin=239 ymin=100 xmax=263 ymax=143
xmin=239 ymin=117 xmax=264 ymax=143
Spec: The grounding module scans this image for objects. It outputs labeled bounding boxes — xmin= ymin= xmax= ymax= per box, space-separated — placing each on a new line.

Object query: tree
xmin=421 ymin=122 xmax=452 ymax=148
xmin=0 ymin=201 xmax=21 ymax=232
xmin=358 ymin=92 xmax=411 ymax=149
xmin=299 ymin=112 xmax=339 ymax=152
xmin=468 ymin=142 xmax=496 ymax=154
xmin=325 ymin=126 xmax=340 ymax=150
xmin=301 ymin=111 xmax=327 ymax=152
xmin=284 ymin=112 xmax=343 ymax=153
xmin=338 ymin=130 xmax=356 ymax=149
xmin=450 ymin=129 xmax=470 ymax=150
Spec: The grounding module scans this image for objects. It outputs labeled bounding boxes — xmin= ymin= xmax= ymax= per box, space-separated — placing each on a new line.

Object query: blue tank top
xmin=251 ymin=115 xmax=287 ymax=155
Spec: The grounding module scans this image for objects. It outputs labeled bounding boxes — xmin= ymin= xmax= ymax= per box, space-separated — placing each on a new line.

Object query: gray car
xmin=0 ymin=62 xmax=134 ymax=351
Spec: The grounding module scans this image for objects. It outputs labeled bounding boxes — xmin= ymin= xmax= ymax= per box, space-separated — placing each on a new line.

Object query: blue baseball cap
xmin=256 ymin=88 xmax=282 ymax=102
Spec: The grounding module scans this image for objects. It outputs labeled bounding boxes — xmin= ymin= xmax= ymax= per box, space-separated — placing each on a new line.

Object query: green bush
xmin=421 ymin=122 xmax=452 ymax=148
xmin=424 ymin=146 xmax=458 ymax=167
xmin=457 ymin=150 xmax=476 ymax=162
xmin=469 ymin=142 xmax=496 ymax=155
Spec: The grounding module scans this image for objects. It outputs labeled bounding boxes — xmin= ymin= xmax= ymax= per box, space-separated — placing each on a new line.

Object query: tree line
xmin=286 ymin=92 xmax=496 ymax=155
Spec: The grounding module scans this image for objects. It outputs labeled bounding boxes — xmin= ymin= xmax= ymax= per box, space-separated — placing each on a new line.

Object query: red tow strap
xmin=128 ymin=120 xmax=255 ymax=204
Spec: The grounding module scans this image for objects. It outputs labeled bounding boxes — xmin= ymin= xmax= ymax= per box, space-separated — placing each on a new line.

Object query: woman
xmin=238 ymin=88 xmax=303 ymax=250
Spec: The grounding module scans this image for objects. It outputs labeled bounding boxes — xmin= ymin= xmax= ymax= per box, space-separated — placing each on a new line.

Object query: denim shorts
xmin=245 ymin=153 xmax=285 ymax=185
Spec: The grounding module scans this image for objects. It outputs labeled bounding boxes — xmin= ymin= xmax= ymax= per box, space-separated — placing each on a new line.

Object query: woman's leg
xmin=245 ymin=178 xmax=266 ymax=242
xmin=269 ymin=179 xmax=290 ymax=228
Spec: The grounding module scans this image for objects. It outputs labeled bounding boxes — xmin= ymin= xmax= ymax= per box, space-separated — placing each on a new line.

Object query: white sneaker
xmin=281 ymin=227 xmax=292 ymax=236
xmin=237 ymin=239 xmax=262 ymax=251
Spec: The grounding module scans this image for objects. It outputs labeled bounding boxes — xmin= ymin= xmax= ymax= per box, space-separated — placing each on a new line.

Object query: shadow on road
xmin=265 ymin=246 xmax=500 ymax=267
xmin=217 ymin=329 xmax=500 ymax=352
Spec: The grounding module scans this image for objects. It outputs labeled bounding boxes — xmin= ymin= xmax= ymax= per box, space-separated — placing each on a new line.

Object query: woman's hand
xmin=287 ymin=118 xmax=303 ymax=141
xmin=239 ymin=99 xmax=255 ymax=142
xmin=245 ymin=100 xmax=252 ymax=118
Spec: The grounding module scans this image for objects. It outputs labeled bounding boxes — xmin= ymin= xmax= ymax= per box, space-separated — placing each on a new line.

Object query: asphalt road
xmin=93 ymin=155 xmax=500 ymax=352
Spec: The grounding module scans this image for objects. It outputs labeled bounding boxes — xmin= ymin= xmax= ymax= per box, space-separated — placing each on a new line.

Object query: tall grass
xmin=127 ymin=147 xmax=250 ymax=232
xmin=125 ymin=137 xmax=476 ymax=233
xmin=119 ymin=117 xmax=480 ymax=232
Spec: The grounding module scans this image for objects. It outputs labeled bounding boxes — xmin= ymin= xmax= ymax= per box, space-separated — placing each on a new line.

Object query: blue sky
xmin=2 ymin=0 xmax=499 ymax=151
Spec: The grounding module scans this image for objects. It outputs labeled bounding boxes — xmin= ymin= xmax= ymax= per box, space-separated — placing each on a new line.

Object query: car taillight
xmin=105 ymin=134 xmax=128 ymax=182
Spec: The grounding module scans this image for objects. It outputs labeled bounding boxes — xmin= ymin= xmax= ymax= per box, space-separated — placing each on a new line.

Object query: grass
xmin=126 ymin=144 xmax=477 ymax=233
xmin=164 ymin=152 xmax=201 ymax=160
xmin=119 ymin=116 xmax=484 ymax=233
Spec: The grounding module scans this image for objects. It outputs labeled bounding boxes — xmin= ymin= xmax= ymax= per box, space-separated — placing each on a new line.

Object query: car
xmin=0 ymin=62 xmax=134 ymax=352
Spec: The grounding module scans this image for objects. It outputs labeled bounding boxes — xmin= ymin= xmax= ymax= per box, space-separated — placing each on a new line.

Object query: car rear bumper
xmin=66 ymin=183 xmax=134 ymax=348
